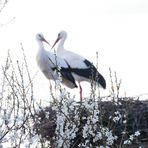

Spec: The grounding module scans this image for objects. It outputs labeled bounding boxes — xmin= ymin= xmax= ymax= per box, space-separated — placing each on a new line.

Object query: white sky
xmin=0 ymin=0 xmax=148 ymax=99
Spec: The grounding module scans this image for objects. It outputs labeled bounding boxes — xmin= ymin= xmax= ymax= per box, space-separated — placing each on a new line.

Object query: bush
xmin=0 ymin=48 xmax=147 ymax=148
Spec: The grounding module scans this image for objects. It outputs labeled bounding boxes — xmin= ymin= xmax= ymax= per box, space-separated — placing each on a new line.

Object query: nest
xmin=33 ymin=98 xmax=148 ymax=147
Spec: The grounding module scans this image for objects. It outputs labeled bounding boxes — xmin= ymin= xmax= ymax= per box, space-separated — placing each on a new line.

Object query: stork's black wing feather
xmin=52 ymin=66 xmax=77 ymax=88
xmin=60 ymin=67 xmax=78 ymax=88
xmin=49 ymin=56 xmax=77 ymax=88
xmin=70 ymin=59 xmax=106 ymax=89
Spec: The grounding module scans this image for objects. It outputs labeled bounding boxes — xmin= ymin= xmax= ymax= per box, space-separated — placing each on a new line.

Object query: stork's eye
xmin=58 ymin=33 xmax=61 ymax=37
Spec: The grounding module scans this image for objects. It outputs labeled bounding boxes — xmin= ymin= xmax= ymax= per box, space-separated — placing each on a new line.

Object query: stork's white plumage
xmin=36 ymin=33 xmax=77 ymax=89
xmin=52 ymin=31 xmax=106 ymax=101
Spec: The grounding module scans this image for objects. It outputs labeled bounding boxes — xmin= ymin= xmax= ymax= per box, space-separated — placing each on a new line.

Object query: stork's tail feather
xmin=97 ymin=73 xmax=106 ymax=89
xmin=83 ymin=59 xmax=106 ymax=89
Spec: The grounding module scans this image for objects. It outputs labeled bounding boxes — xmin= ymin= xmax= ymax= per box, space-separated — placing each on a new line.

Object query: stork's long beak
xmin=42 ymin=37 xmax=50 ymax=45
xmin=51 ymin=37 xmax=60 ymax=49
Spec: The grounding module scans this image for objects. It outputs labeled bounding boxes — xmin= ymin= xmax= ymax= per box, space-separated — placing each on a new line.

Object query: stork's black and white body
xmin=52 ymin=31 xmax=106 ymax=101
xmin=36 ymin=33 xmax=77 ymax=89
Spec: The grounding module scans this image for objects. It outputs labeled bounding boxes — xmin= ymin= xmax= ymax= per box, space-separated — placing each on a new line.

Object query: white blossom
xmin=123 ymin=140 xmax=131 ymax=145
xmin=123 ymin=120 xmax=127 ymax=124
xmin=129 ymin=135 xmax=134 ymax=141
xmin=134 ymin=131 xmax=140 ymax=136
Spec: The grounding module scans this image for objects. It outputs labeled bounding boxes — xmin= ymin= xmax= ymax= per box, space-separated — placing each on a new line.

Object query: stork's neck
xmin=57 ymin=37 xmax=66 ymax=52
xmin=37 ymin=40 xmax=45 ymax=51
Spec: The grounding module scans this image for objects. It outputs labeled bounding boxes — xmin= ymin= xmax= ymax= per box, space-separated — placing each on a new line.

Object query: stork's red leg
xmin=79 ymin=83 xmax=83 ymax=102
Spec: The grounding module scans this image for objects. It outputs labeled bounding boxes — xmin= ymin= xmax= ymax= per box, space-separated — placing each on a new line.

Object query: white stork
xmin=51 ymin=31 xmax=106 ymax=101
xmin=36 ymin=33 xmax=77 ymax=89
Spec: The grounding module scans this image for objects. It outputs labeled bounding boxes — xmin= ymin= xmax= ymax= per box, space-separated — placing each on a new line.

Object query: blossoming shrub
xmin=34 ymin=69 xmax=148 ymax=147
xmin=34 ymin=91 xmax=146 ymax=148
xmin=1 ymin=50 xmax=148 ymax=147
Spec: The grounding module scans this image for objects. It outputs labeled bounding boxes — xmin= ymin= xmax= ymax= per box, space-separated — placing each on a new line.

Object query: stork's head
xmin=36 ymin=33 xmax=50 ymax=45
xmin=51 ymin=31 xmax=67 ymax=49
xmin=58 ymin=31 xmax=67 ymax=39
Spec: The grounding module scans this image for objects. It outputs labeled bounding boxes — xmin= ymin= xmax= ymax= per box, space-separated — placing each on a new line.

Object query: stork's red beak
xmin=51 ymin=36 xmax=60 ymax=49
xmin=42 ymin=37 xmax=50 ymax=45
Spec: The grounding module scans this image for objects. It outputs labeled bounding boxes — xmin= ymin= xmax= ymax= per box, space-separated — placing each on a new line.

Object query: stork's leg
xmin=79 ymin=83 xmax=83 ymax=102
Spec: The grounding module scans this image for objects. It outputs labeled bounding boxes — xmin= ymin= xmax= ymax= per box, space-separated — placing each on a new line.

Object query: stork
xmin=36 ymin=33 xmax=77 ymax=89
xmin=51 ymin=31 xmax=106 ymax=101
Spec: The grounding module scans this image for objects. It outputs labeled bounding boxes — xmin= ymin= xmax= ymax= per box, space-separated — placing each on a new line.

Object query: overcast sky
xmin=0 ymin=0 xmax=148 ymax=99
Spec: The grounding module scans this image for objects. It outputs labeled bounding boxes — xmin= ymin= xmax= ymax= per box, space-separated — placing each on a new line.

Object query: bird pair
xmin=36 ymin=31 xmax=106 ymax=102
